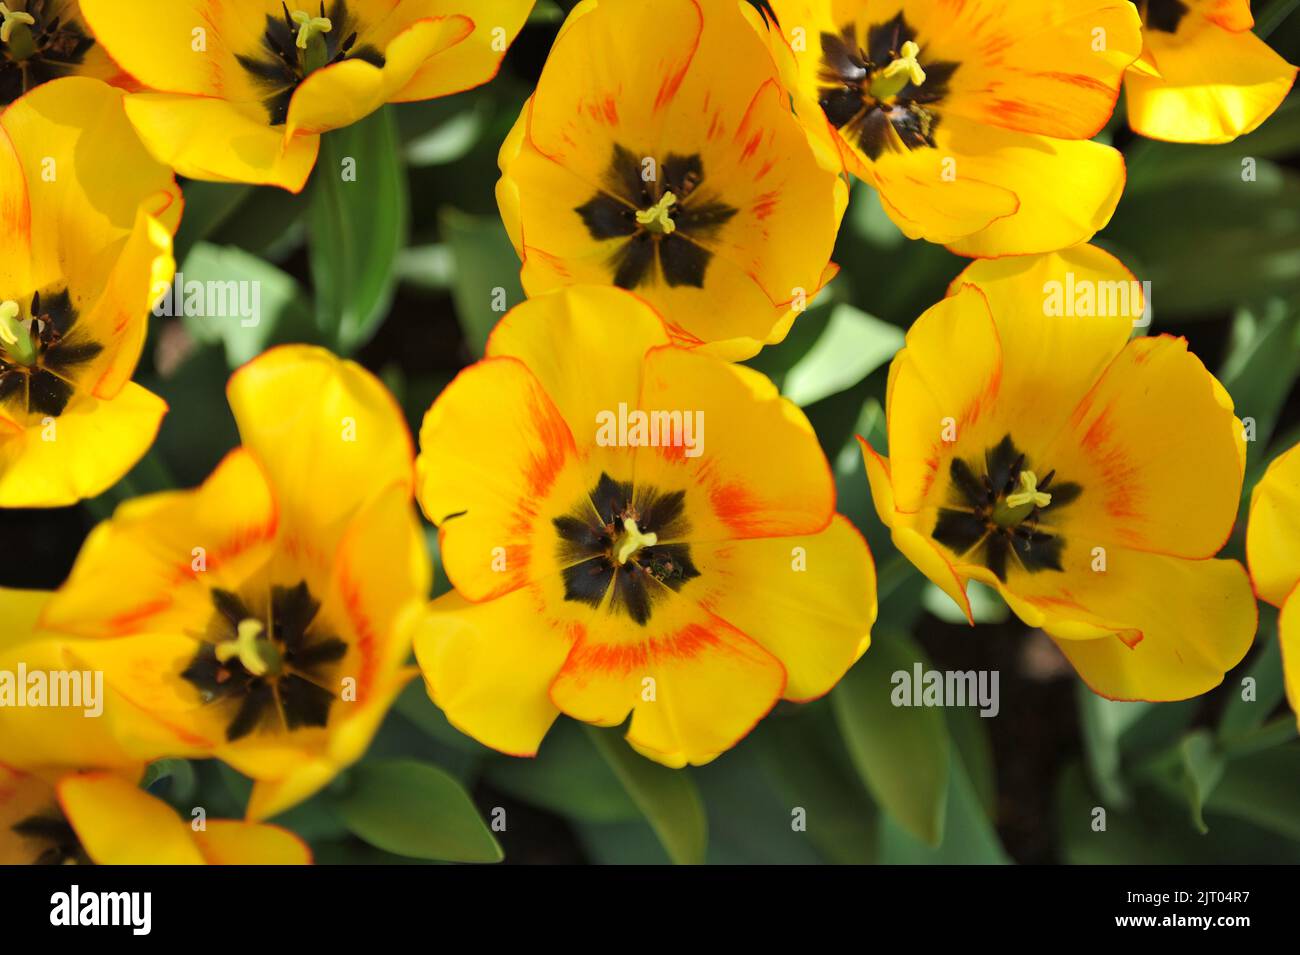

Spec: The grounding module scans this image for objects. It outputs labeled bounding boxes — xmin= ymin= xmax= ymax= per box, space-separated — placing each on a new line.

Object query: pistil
xmin=290 ymin=6 xmax=333 ymax=73
xmin=993 ymin=470 xmax=1051 ymax=527
xmin=869 ymin=40 xmax=926 ymax=102
xmin=0 ymin=3 xmax=36 ymax=60
xmin=0 ymin=299 xmax=36 ymax=366
xmin=635 ymin=191 xmax=678 ymax=235
xmin=614 ymin=516 xmax=658 ymax=565
xmin=215 ymin=618 xmax=283 ymax=678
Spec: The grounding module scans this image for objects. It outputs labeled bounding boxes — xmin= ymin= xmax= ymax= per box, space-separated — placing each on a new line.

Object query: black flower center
xmin=0 ymin=1 xmax=95 ymax=106
xmin=12 ymin=810 xmax=90 ymax=865
xmin=931 ymin=434 xmax=1082 ymax=582
xmin=0 ymin=289 xmax=103 ymax=419
xmin=575 ymin=144 xmax=738 ymax=292
xmin=553 ymin=472 xmax=701 ymax=626
xmin=817 ymin=13 xmax=959 ymax=161
xmin=1141 ymin=0 xmax=1190 ymax=34
xmin=180 ymin=581 xmax=348 ymax=742
xmin=237 ymin=1 xmax=385 ymax=126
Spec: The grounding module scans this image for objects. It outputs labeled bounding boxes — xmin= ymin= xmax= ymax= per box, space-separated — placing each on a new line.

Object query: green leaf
xmin=1077 ymin=686 xmax=1151 ymax=808
xmin=1104 ymin=160 xmax=1300 ymax=318
xmin=173 ymin=181 xmax=253 ymax=262
xmin=753 ymin=709 xmax=878 ymax=863
xmin=1204 ymin=744 xmax=1300 ymax=842
xmin=584 ymin=725 xmax=708 ymax=865
xmin=1219 ymin=301 xmax=1300 ymax=466
xmin=1219 ymin=607 xmax=1286 ymax=740
xmin=485 ymin=719 xmax=640 ymax=823
xmin=831 ymin=632 xmax=950 ymax=845
xmin=441 ymin=207 xmax=525 ymax=356
xmin=405 ymin=102 xmax=488 ymax=167
xmin=878 ymin=734 xmax=1009 ymax=863
xmin=177 ymin=242 xmax=316 ymax=367
xmin=1178 ymin=729 xmax=1225 ymax=834
xmin=308 ymin=106 xmax=408 ymax=353
xmin=332 ymin=759 xmax=502 ymax=862
xmin=782 ymin=304 xmax=903 ymax=407
xmin=140 ymin=758 xmax=197 ymax=804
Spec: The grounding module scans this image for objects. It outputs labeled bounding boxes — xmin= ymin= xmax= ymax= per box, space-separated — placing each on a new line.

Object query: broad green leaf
xmin=1206 ymin=744 xmax=1300 ymax=842
xmin=832 ymin=631 xmax=950 ymax=846
xmin=782 ymin=304 xmax=903 ymax=407
xmin=1077 ymin=688 xmax=1145 ymax=808
xmin=308 ymin=106 xmax=408 ymax=353
xmin=1218 ymin=607 xmax=1286 ymax=740
xmin=878 ymin=734 xmax=1008 ymax=863
xmin=1219 ymin=301 xmax=1300 ymax=468
xmin=753 ymin=709 xmax=878 ymax=863
xmin=1104 ymin=160 xmax=1300 ymax=318
xmin=397 ymin=244 xmax=455 ymax=292
xmin=441 ymin=207 xmax=525 ymax=356
xmin=944 ymin=704 xmax=997 ymax=820
xmin=585 ymin=725 xmax=708 ymax=865
xmin=1178 ymin=729 xmax=1225 ymax=834
xmin=173 ymin=181 xmax=252 ymax=262
xmin=333 ymin=759 xmax=502 ymax=862
xmin=485 ymin=718 xmax=640 ymax=823
xmin=696 ymin=745 xmax=826 ymax=864
xmin=177 ymin=242 xmax=315 ymax=367
xmin=1055 ymin=761 xmax=1300 ymax=863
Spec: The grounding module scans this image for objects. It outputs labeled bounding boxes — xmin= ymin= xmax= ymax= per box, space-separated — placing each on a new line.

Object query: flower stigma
xmin=615 ymin=516 xmax=659 ymax=565
xmin=869 ymin=39 xmax=926 ymax=102
xmin=635 ymin=191 xmax=678 ymax=235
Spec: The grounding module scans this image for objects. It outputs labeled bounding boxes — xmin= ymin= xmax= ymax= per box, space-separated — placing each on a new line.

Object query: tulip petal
xmin=414 ymin=586 xmax=572 ymax=757
xmin=1247 ymin=441 xmax=1300 ymax=608
xmin=1126 ymin=17 xmax=1296 ymax=144
xmin=0 ymin=382 xmax=167 ymax=508
xmin=124 ymin=93 xmax=320 ymax=192
xmin=695 ymin=515 xmax=875 ymax=701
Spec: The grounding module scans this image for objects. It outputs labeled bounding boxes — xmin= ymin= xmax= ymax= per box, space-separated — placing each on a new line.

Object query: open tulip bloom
xmin=0 ymin=346 xmax=431 ymax=820
xmin=760 ymin=0 xmax=1141 ymax=257
xmin=78 ymin=0 xmax=536 ymax=190
xmin=0 ymin=76 xmax=180 ymax=507
xmin=413 ymin=286 xmax=876 ymax=768
xmin=1247 ymin=440 xmax=1300 ymax=728
xmin=0 ymin=764 xmax=310 ymax=864
xmin=497 ymin=0 xmax=848 ymax=361
xmin=860 ymin=246 xmax=1255 ymax=700
xmin=1124 ymin=0 xmax=1296 ymax=144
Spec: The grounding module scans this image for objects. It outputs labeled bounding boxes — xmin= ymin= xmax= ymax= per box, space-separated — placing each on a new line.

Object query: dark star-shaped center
xmin=1141 ymin=0 xmax=1191 ymax=34
xmin=817 ymin=12 xmax=959 ymax=161
xmin=0 ymin=289 xmax=103 ymax=419
xmin=575 ymin=145 xmax=738 ymax=292
xmin=553 ymin=472 xmax=701 ymax=626
xmin=931 ymin=434 xmax=1082 ymax=582
xmin=237 ymin=0 xmax=385 ymax=126
xmin=0 ymin=0 xmax=96 ymax=106
xmin=181 ymin=581 xmax=348 ymax=742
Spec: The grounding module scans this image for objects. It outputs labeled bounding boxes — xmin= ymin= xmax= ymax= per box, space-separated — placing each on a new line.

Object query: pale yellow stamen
xmin=615 ymin=517 xmax=658 ymax=565
xmin=1005 ymin=470 xmax=1052 ymax=510
xmin=0 ymin=4 xmax=35 ymax=46
xmin=869 ymin=39 xmax=926 ymax=101
xmin=0 ymin=298 xmax=36 ymax=366
xmin=290 ymin=9 xmax=332 ymax=50
xmin=635 ymin=191 xmax=678 ymax=235
xmin=215 ymin=618 xmax=282 ymax=678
